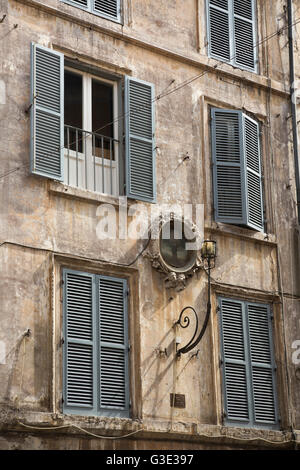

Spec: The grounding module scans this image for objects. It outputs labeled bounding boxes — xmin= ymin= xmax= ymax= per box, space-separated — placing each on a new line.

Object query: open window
xmin=30 ymin=43 xmax=156 ymax=203
xmin=64 ymin=69 xmax=119 ymax=196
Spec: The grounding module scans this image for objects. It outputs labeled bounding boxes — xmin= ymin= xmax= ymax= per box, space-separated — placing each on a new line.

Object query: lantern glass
xmin=201 ymin=240 xmax=217 ymax=260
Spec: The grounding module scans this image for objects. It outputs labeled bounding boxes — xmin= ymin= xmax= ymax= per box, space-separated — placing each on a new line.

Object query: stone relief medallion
xmin=143 ymin=212 xmax=203 ymax=291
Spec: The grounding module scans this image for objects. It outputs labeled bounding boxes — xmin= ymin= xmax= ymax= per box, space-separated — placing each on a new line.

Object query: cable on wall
xmin=0 ymin=17 xmax=300 ymax=182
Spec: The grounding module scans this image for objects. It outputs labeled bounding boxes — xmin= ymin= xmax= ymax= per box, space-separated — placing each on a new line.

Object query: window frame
xmin=61 ymin=0 xmax=122 ymax=24
xmin=206 ymin=0 xmax=258 ymax=73
xmin=64 ymin=66 xmax=120 ymax=195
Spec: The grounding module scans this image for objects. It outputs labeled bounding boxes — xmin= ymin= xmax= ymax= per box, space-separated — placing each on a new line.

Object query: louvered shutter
xmin=211 ymin=109 xmax=246 ymax=225
xmin=247 ymin=303 xmax=278 ymax=425
xmin=98 ymin=276 xmax=129 ymax=415
xmin=219 ymin=298 xmax=250 ymax=423
xmin=243 ymin=115 xmax=264 ymax=231
xmin=63 ymin=270 xmax=96 ymax=413
xmin=30 ymin=43 xmax=64 ymax=180
xmin=233 ymin=0 xmax=256 ymax=71
xmin=207 ymin=0 xmax=231 ymax=61
xmin=65 ymin=0 xmax=88 ymax=9
xmin=93 ymin=0 xmax=120 ymax=20
xmin=219 ymin=297 xmax=279 ymax=428
xmin=125 ymin=77 xmax=156 ymax=203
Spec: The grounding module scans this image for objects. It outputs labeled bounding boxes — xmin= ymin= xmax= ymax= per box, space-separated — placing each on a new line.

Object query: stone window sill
xmin=48 ymin=181 xmax=123 ymax=207
xmin=206 ymin=222 xmax=277 ymax=245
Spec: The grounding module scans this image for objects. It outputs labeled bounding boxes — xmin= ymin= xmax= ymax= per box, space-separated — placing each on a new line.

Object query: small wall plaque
xmin=170 ymin=393 xmax=186 ymax=408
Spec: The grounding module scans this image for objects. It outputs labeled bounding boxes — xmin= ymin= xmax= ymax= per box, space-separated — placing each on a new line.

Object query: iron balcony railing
xmin=64 ymin=125 xmax=118 ymax=196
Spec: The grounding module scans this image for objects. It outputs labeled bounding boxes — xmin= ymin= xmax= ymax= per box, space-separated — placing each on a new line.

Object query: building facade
xmin=0 ymin=0 xmax=299 ymax=450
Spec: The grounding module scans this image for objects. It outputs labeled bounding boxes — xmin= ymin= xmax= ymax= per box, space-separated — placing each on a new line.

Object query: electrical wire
xmin=18 ymin=421 xmax=144 ymax=440
xmin=65 ymin=15 xmax=300 ymax=144
xmin=17 ymin=421 xmax=293 ymax=445
xmin=0 ymin=16 xmax=299 ymax=182
xmin=0 ymin=238 xmax=150 ymax=268
xmin=0 ymin=14 xmax=298 ymax=449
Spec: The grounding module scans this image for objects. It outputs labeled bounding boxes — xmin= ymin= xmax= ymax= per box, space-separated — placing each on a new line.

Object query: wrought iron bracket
xmin=174 ymin=264 xmax=212 ymax=356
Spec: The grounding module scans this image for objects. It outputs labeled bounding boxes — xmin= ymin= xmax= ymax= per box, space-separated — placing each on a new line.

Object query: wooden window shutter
xmin=30 ymin=43 xmax=64 ymax=180
xmin=233 ymin=0 xmax=256 ymax=71
xmin=66 ymin=0 xmax=88 ymax=8
xmin=247 ymin=303 xmax=279 ymax=426
xmin=207 ymin=0 xmax=231 ymax=61
xmin=211 ymin=109 xmax=246 ymax=225
xmin=98 ymin=276 xmax=130 ymax=415
xmin=125 ymin=76 xmax=156 ymax=203
xmin=212 ymin=108 xmax=264 ymax=231
xmin=219 ymin=297 xmax=279 ymax=428
xmin=93 ymin=0 xmax=120 ymax=20
xmin=63 ymin=270 xmax=95 ymax=413
xmin=207 ymin=0 xmax=257 ymax=72
xmin=63 ymin=270 xmax=129 ymax=417
xmin=219 ymin=298 xmax=250 ymax=423
xmin=243 ymin=115 xmax=264 ymax=231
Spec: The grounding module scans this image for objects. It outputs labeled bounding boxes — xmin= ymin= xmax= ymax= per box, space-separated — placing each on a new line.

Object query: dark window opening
xmin=92 ymin=79 xmax=114 ymax=160
xmin=64 ymin=70 xmax=83 ymax=152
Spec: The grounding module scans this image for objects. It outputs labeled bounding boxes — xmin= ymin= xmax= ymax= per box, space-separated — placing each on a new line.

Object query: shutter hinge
xmin=61 ymin=395 xmax=64 ymax=405
xmin=216 ymin=306 xmax=220 ymax=313
xmin=60 ymin=279 xmax=64 ymax=287
xmin=60 ymin=337 xmax=65 ymax=346
xmin=126 ymin=287 xmax=130 ymax=297
xmin=128 ymin=341 xmax=131 ymax=352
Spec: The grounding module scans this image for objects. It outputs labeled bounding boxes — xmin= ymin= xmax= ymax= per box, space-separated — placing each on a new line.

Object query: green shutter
xmin=247 ymin=303 xmax=279 ymax=425
xmin=63 ymin=270 xmax=96 ymax=413
xmin=207 ymin=0 xmax=257 ymax=72
xmin=98 ymin=276 xmax=129 ymax=415
xmin=63 ymin=269 xmax=129 ymax=417
xmin=212 ymin=108 xmax=264 ymax=231
xmin=93 ymin=0 xmax=120 ymax=20
xmin=233 ymin=0 xmax=256 ymax=71
xmin=65 ymin=0 xmax=88 ymax=8
xmin=243 ymin=115 xmax=264 ymax=231
xmin=62 ymin=1 xmax=121 ymax=21
xmin=125 ymin=76 xmax=156 ymax=203
xmin=30 ymin=43 xmax=64 ymax=180
xmin=219 ymin=297 xmax=279 ymax=428
xmin=219 ymin=298 xmax=250 ymax=423
xmin=211 ymin=109 xmax=246 ymax=225
xmin=207 ymin=0 xmax=231 ymax=61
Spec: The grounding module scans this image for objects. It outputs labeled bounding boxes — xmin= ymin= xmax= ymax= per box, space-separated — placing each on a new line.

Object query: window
xmin=62 ymin=269 xmax=130 ymax=417
xmin=62 ymin=0 xmax=122 ymax=23
xmin=218 ymin=297 xmax=279 ymax=429
xmin=211 ymin=108 xmax=264 ymax=231
xmin=64 ymin=69 xmax=119 ymax=195
xmin=206 ymin=0 xmax=257 ymax=72
xmin=30 ymin=43 xmax=156 ymax=203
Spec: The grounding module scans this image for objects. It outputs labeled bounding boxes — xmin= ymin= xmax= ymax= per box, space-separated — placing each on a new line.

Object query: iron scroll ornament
xmin=174 ymin=261 xmax=212 ymax=356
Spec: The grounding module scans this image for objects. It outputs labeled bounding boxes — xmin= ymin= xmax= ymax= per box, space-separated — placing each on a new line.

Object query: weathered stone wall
xmin=0 ymin=0 xmax=299 ymax=449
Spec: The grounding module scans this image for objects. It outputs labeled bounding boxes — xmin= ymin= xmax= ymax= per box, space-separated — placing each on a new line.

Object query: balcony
xmin=64 ymin=125 xmax=119 ymax=197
